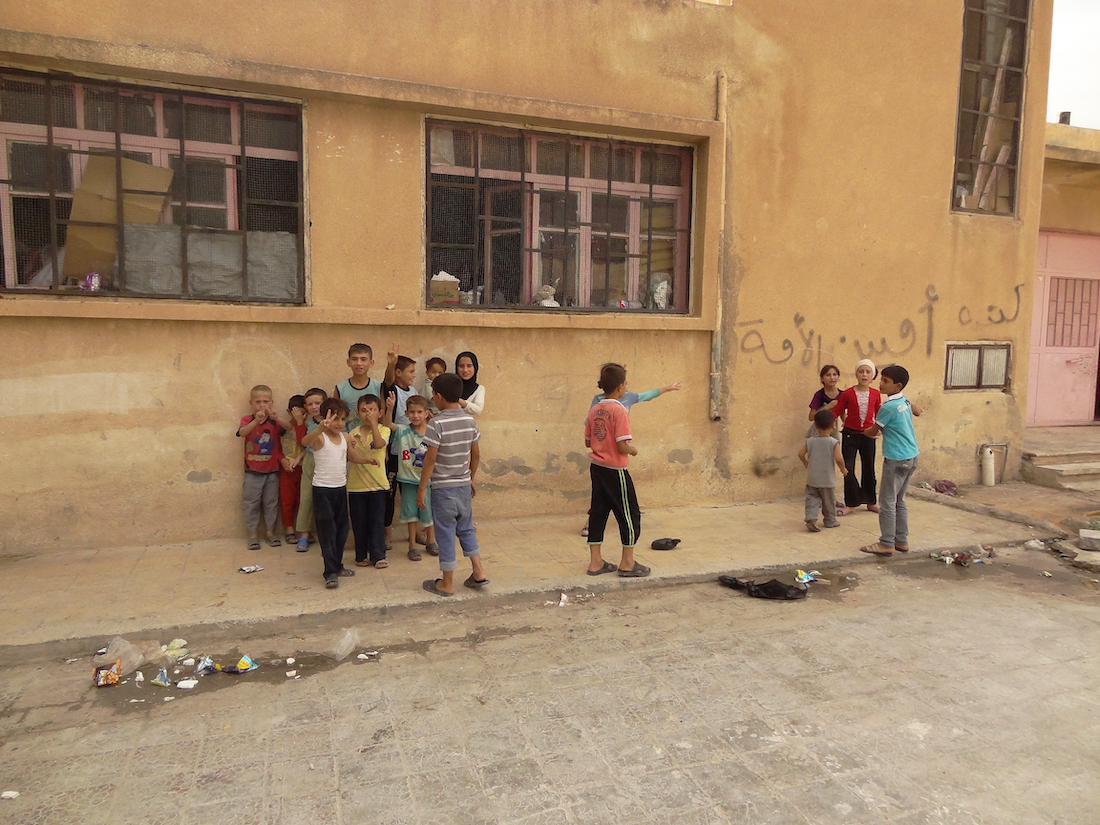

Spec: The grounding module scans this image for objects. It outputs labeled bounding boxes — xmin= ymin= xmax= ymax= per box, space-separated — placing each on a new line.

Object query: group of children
xmin=799 ymin=359 xmax=921 ymax=556
xmin=236 ymin=344 xmax=487 ymax=592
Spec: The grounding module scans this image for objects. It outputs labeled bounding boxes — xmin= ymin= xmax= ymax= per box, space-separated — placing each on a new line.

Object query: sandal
xmin=374 ymin=559 xmax=389 ymax=569
xmin=354 ymin=560 xmax=371 ymax=567
xmin=895 ymin=544 xmax=910 ymax=552
xmin=248 ymin=539 xmax=261 ymax=551
xmin=285 ymin=532 xmax=296 ymax=544
xmin=266 ymin=536 xmax=281 ymax=547
xmin=464 ymin=574 xmax=489 ymax=589
xmin=422 ymin=578 xmax=454 ymax=597
xmin=860 ymin=543 xmax=894 ymax=556
xmin=587 ymin=560 xmax=618 ymax=576
xmin=296 ymin=537 xmax=309 ymax=553
xmin=618 ymin=563 xmax=651 ymax=578
xmin=425 ymin=543 xmax=439 ymax=556
xmin=407 ymin=547 xmax=422 ymax=561
xmin=338 ymin=567 xmax=356 ymax=577
xmin=325 ymin=578 xmax=338 ymax=589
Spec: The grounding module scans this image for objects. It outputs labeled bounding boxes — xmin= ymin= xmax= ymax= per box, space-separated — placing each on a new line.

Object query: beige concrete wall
xmin=1041 ymin=124 xmax=1100 ymax=235
xmin=0 ymin=0 xmax=1053 ymax=552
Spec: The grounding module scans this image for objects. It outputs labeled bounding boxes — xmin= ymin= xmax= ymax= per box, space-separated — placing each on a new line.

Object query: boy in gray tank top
xmin=798 ymin=409 xmax=848 ymax=532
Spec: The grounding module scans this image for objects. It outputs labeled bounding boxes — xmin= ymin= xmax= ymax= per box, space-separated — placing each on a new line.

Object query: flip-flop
xmin=618 ymin=563 xmax=651 ymax=578
xmin=587 ymin=561 xmax=618 ymax=576
xmin=464 ymin=575 xmax=489 ymax=589
xmin=860 ymin=543 xmax=894 ymax=556
xmin=248 ymin=539 xmax=261 ymax=551
xmin=266 ymin=536 xmax=281 ymax=547
xmin=422 ymin=578 xmax=454 ymax=597
xmin=374 ymin=559 xmax=389 ymax=569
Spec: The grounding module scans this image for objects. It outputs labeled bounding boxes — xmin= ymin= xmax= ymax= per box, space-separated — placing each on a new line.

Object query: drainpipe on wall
xmin=710 ymin=69 xmax=729 ymax=421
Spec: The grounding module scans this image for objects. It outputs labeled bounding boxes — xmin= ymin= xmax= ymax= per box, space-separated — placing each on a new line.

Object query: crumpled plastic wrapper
xmin=93 ymin=660 xmax=122 ymax=687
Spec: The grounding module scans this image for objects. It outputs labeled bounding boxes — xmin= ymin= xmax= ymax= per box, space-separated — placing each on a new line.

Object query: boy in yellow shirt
xmin=348 ymin=395 xmax=391 ymax=568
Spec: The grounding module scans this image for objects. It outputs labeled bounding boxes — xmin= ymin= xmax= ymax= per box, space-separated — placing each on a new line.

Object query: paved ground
xmin=0 ymin=496 xmax=1055 ymax=648
xmin=2 ymin=544 xmax=1099 ymax=825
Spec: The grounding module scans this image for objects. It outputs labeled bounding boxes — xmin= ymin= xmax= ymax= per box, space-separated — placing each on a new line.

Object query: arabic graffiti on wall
xmin=735 ymin=284 xmax=1023 ymax=370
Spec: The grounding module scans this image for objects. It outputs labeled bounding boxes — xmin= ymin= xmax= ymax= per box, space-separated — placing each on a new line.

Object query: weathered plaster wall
xmin=1041 ymin=125 xmax=1100 ymax=235
xmin=0 ymin=0 xmax=1053 ymax=552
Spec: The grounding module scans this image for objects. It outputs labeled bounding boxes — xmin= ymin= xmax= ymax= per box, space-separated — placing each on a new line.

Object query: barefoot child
xmin=834 ymin=359 xmax=882 ymax=513
xmin=860 ymin=365 xmax=920 ymax=557
xmin=799 ymin=409 xmax=848 ymax=532
xmin=417 ymin=373 xmax=489 ymax=596
xmin=585 ymin=363 xmax=649 ymax=578
xmin=385 ymin=392 xmax=439 ymax=559
xmin=300 ymin=398 xmax=378 ymax=588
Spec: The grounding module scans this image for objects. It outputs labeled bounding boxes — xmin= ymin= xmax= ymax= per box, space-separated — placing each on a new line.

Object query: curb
xmin=909 ymin=487 xmax=1069 ymax=538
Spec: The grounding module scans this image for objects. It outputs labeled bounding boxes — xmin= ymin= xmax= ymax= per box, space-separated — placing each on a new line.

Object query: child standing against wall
xmin=385 ymin=392 xmax=438 ymax=558
xmin=335 ymin=343 xmax=382 ymax=432
xmin=798 ymin=409 xmax=848 ymax=532
xmin=236 ymin=384 xmax=289 ymax=550
xmin=834 ymin=359 xmax=882 ymax=514
xmin=383 ymin=345 xmax=419 ymax=551
xmin=300 ymin=398 xmax=376 ymax=588
xmin=347 ymin=395 xmax=391 ymax=568
xmin=421 ymin=357 xmax=447 ymax=415
xmin=417 ymin=373 xmax=489 ymax=596
xmin=585 ymin=363 xmax=649 ymax=578
xmin=279 ymin=394 xmax=306 ymax=543
xmin=861 ymin=365 xmax=921 ymax=556
xmin=294 ymin=387 xmax=328 ymax=552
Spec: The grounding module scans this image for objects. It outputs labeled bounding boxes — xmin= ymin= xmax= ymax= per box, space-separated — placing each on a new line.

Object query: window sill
xmin=0 ymin=295 xmax=716 ymax=331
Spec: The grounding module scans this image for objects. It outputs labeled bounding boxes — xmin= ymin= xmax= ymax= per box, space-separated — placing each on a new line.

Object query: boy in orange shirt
xmin=584 ymin=363 xmax=649 ymax=579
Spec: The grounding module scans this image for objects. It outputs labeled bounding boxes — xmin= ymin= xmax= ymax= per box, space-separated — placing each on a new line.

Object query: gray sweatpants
xmin=804 ymin=485 xmax=838 ymax=526
xmin=878 ymin=457 xmax=918 ymax=548
xmin=243 ymin=471 xmax=280 ymax=535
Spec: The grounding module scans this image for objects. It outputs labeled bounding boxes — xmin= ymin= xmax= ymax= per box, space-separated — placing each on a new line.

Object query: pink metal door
xmin=1029 ymin=233 xmax=1100 ymax=425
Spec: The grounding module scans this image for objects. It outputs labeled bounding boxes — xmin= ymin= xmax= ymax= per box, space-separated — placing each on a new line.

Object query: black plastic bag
xmin=718 ymin=575 xmax=807 ymax=600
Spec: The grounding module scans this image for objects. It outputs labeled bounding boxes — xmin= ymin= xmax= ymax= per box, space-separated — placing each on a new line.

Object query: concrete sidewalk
xmin=0 ymin=495 xmax=1053 ymax=648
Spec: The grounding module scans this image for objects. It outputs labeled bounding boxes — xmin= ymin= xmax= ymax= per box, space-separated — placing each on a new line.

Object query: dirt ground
xmin=1 ymin=545 xmax=1099 ymax=824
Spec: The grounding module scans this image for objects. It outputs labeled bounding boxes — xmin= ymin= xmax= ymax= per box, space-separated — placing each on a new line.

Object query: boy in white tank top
xmin=300 ymin=398 xmax=378 ymax=589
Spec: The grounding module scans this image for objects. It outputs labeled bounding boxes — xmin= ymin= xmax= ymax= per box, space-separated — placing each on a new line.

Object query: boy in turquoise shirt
xmin=860 ymin=364 xmax=920 ymax=557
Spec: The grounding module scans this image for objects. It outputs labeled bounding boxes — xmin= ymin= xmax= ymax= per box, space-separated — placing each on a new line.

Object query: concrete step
xmin=1062 ymin=480 xmax=1100 ymax=495
xmin=1024 ymin=460 xmax=1100 ymax=489
xmin=1021 ymin=450 xmax=1100 ymax=465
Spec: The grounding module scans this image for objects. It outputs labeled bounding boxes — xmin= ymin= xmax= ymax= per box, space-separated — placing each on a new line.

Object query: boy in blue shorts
xmin=385 ymin=392 xmax=439 ymax=560
xmin=417 ymin=373 xmax=488 ymax=596
xmin=860 ymin=364 xmax=920 ymax=557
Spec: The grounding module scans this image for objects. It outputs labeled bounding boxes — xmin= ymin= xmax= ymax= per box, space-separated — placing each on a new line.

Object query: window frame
xmin=944 ymin=342 xmax=1012 ymax=390
xmin=0 ymin=69 xmax=305 ymax=303
xmin=950 ymin=0 xmax=1031 ymax=217
xmin=426 ymin=120 xmax=693 ymax=313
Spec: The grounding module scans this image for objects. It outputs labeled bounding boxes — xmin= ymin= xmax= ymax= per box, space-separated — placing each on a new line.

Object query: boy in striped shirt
xmin=417 ymin=372 xmax=489 ymax=596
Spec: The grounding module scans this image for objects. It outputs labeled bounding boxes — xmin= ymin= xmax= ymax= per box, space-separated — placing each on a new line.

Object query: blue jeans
xmin=430 ymin=485 xmax=479 ymax=572
xmin=878 ymin=457 xmax=918 ymax=548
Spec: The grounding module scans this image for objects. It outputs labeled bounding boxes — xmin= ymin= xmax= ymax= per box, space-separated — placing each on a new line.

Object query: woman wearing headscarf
xmin=454 ymin=351 xmax=485 ymax=416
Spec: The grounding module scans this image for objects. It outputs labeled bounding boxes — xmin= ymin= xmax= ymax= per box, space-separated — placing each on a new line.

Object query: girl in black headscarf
xmin=454 ymin=351 xmax=484 ymax=416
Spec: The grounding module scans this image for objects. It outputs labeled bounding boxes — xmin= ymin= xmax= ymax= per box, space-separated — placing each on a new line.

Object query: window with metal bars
xmin=944 ymin=343 xmax=1011 ymax=389
xmin=951 ymin=0 xmax=1030 ymax=215
xmin=426 ymin=120 xmax=692 ymax=312
xmin=0 ymin=69 xmax=304 ymax=302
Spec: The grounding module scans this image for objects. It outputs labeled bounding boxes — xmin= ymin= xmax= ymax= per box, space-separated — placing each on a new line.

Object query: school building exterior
xmin=1 ymin=1 xmax=1055 ymax=553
